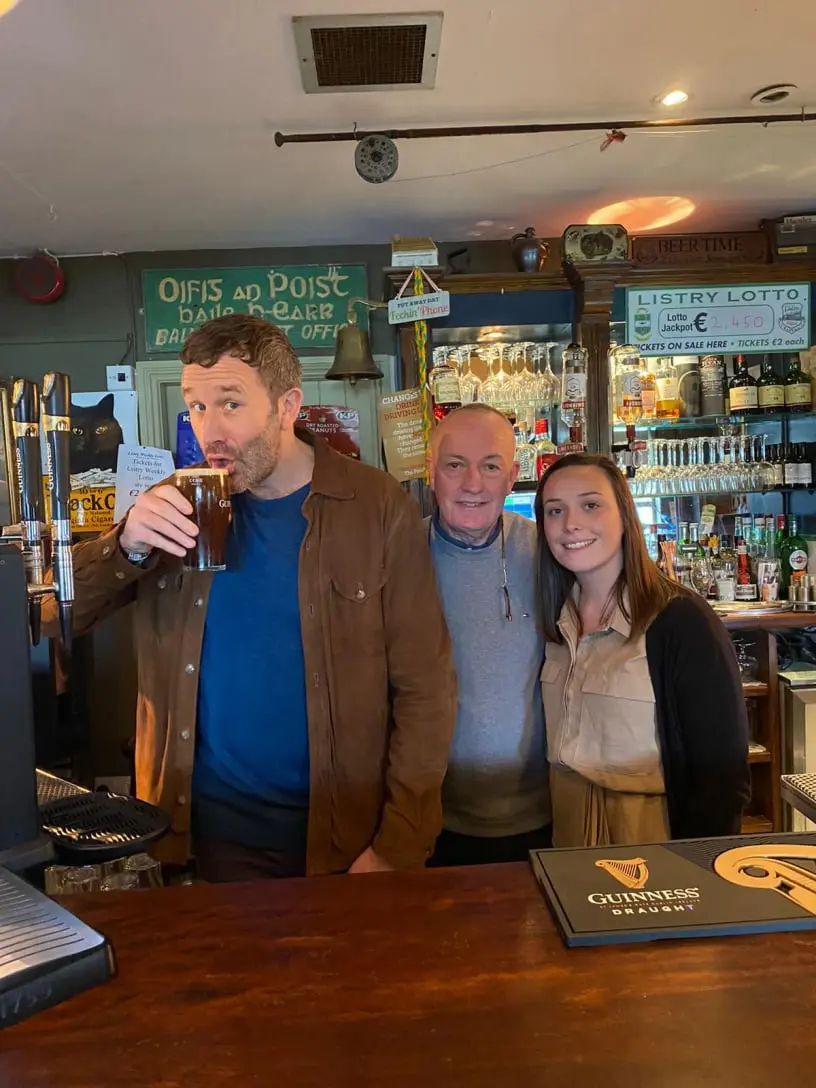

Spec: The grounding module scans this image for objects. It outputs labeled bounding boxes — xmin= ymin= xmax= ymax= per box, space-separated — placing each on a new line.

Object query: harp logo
xmin=595 ymin=857 xmax=649 ymax=890
xmin=587 ymin=858 xmax=700 ymax=914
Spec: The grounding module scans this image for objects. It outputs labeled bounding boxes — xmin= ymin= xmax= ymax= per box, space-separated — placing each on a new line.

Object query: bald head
xmin=430 ymin=405 xmax=519 ymax=546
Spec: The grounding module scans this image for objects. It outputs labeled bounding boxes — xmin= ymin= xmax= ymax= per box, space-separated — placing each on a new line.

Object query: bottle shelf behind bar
xmin=613 ymin=408 xmax=816 ymax=434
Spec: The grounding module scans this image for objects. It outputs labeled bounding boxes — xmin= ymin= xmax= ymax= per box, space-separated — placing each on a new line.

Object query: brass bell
xmin=326 ymin=318 xmax=383 ymax=385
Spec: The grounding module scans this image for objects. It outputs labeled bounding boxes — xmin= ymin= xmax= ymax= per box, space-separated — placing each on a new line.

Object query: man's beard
xmin=207 ymin=413 xmax=282 ymax=494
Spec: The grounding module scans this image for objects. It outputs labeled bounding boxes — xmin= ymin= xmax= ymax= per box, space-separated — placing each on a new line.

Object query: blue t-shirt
xmin=192 ymin=484 xmax=311 ymax=851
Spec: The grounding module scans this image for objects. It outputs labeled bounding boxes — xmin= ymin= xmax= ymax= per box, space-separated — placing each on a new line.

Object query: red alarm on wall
xmin=13 ymin=252 xmax=66 ymax=303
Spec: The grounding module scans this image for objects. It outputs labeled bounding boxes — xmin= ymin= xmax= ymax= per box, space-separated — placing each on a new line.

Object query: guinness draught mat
xmin=530 ymin=832 xmax=816 ymax=947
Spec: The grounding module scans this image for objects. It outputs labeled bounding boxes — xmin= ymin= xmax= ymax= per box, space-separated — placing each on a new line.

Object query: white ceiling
xmin=0 ymin=0 xmax=814 ymax=255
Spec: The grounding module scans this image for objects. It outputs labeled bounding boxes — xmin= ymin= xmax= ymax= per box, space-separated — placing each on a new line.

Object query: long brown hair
xmin=534 ymin=452 xmax=689 ymax=643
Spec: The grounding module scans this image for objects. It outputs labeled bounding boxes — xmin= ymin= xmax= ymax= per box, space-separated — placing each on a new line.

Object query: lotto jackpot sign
xmin=626 ymin=282 xmax=810 ymax=357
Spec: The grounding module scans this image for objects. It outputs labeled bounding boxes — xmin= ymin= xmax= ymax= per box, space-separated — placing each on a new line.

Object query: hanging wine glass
xmin=481 ymin=343 xmax=514 ymax=418
xmin=531 ymin=344 xmax=559 ymax=414
xmin=456 ymin=344 xmax=482 ymax=404
xmin=512 ymin=341 xmax=538 ymax=423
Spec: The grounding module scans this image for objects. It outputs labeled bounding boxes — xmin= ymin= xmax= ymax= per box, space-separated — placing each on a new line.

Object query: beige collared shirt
xmin=541 ymin=593 xmax=664 ymax=793
xmin=541 ymin=591 xmax=671 ymax=848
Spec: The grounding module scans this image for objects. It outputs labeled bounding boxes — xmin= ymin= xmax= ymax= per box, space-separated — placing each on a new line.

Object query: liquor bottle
xmin=689 ymin=523 xmax=705 ymax=558
xmin=429 ymin=349 xmax=462 ymax=420
xmin=757 ymin=355 xmax=785 ymax=414
xmin=514 ymin=426 xmax=537 ymax=483
xmin=614 ymin=346 xmax=643 ymax=425
xmin=783 ymin=444 xmax=798 ymax=489
xmin=728 ymin=355 xmax=759 ymax=415
xmin=560 ymin=343 xmax=588 ymax=444
xmin=700 ymin=355 xmax=726 ymax=417
xmin=640 ymin=359 xmax=657 ymax=423
xmin=784 ymin=353 xmax=813 ymax=413
xmin=654 ymin=357 xmax=679 ymax=420
xmin=735 ymin=537 xmax=758 ymax=600
xmin=534 ymin=418 xmax=558 ymax=478
xmin=780 ymin=515 xmax=809 ymax=595
xmin=719 ymin=533 xmax=736 ymax=565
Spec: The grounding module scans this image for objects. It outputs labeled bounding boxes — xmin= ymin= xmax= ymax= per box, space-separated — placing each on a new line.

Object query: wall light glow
xmin=588 ymin=196 xmax=695 ymax=232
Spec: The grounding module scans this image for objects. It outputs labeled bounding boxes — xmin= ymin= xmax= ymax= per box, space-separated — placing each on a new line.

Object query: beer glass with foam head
xmin=173 ymin=467 xmax=231 ymax=572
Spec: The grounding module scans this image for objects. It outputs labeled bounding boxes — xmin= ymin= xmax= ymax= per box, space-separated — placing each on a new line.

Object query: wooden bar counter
xmin=2 ymin=864 xmax=816 ymax=1086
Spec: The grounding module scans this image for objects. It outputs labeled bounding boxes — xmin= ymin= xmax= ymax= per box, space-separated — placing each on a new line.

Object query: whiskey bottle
xmin=639 ymin=359 xmax=657 ymax=423
xmin=728 ymin=355 xmax=759 ymax=415
xmin=757 ymin=355 xmax=785 ymax=414
xmin=700 ymin=355 xmax=726 ymax=417
xmin=784 ymin=354 xmax=813 ymax=413
xmin=429 ymin=349 xmax=462 ymax=420
xmin=514 ymin=426 xmax=537 ymax=483
xmin=654 ymin=357 xmax=680 ymax=420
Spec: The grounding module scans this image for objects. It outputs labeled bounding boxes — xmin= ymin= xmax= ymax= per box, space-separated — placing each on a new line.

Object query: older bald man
xmin=427 ymin=404 xmax=551 ymax=867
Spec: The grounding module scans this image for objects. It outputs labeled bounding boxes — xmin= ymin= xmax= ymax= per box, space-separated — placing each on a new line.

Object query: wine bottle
xmin=787 ymin=446 xmax=800 ymax=489
xmin=784 ymin=354 xmax=813 ymax=413
xmin=757 ymin=355 xmax=785 ymax=414
xmin=728 ymin=355 xmax=759 ymax=415
xmin=800 ymin=442 xmax=813 ymax=490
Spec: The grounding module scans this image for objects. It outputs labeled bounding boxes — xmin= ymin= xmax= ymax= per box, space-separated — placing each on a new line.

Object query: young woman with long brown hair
xmin=535 ymin=452 xmax=750 ymax=848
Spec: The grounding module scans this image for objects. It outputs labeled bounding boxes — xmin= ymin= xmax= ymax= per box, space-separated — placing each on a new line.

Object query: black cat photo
xmin=70 ymin=393 xmax=125 ymax=474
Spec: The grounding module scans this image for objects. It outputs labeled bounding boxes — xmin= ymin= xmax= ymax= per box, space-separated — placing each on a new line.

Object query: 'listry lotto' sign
xmin=626 ymin=282 xmax=810 ymax=357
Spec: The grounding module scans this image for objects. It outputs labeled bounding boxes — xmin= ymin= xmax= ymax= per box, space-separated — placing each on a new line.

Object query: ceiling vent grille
xmin=293 ymin=13 xmax=443 ymax=94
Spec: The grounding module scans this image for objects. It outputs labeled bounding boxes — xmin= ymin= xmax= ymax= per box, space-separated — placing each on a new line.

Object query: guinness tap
xmin=11 ymin=379 xmax=47 ymax=644
xmin=42 ymin=372 xmax=75 ymax=653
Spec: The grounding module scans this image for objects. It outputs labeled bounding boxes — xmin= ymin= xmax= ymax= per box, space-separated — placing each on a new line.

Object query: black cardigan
xmin=645 ymin=595 xmax=751 ymax=839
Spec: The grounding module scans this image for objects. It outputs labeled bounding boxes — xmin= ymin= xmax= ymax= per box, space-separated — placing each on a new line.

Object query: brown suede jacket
xmin=42 ymin=431 xmax=456 ymax=872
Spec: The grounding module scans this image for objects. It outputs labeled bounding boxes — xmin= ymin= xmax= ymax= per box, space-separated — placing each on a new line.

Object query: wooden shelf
xmin=743 ymin=681 xmax=769 ymax=697
xmin=741 ymin=815 xmax=774 ymax=834
xmin=748 ymin=745 xmax=771 ymax=764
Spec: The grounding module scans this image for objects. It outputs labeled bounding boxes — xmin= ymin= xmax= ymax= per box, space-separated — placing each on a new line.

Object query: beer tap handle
xmin=42 ymin=372 xmax=74 ymax=654
xmin=12 ymin=378 xmax=46 ymax=645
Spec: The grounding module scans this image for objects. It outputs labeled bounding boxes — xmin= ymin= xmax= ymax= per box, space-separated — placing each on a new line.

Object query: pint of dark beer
xmin=173 ymin=468 xmax=231 ymax=572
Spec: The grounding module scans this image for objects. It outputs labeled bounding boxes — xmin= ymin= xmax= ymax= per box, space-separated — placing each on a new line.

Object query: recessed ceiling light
xmin=751 ymin=83 xmax=798 ymax=106
xmin=588 ymin=196 xmax=695 ymax=232
xmin=475 ymin=219 xmax=495 ymax=228
xmin=658 ymin=89 xmax=689 ymax=107
xmin=467 ymin=230 xmax=483 ymax=238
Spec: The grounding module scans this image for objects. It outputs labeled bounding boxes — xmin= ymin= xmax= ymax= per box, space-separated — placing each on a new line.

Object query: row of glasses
xmin=44 ymin=853 xmax=163 ymax=895
xmin=431 ymin=342 xmax=562 ymax=418
xmin=627 ymin=435 xmax=775 ymax=497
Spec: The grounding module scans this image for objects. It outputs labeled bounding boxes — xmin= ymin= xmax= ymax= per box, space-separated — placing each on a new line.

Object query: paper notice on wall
xmin=378 ymin=389 xmax=426 ymax=483
xmin=114 ymin=445 xmax=175 ymax=523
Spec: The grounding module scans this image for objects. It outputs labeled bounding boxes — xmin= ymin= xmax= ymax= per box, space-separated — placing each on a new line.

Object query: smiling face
xmin=430 ymin=407 xmax=519 ymax=545
xmin=539 ymin=464 xmax=625 ymax=582
xmin=181 ymin=354 xmax=302 ymax=493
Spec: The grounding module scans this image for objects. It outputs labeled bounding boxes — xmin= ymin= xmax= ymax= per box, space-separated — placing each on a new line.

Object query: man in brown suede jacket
xmin=43 ymin=315 xmax=456 ymax=881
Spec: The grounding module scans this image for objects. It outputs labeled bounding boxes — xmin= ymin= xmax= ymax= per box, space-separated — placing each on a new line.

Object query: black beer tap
xmin=42 ymin=372 xmax=75 ymax=654
xmin=11 ymin=378 xmax=47 ymax=645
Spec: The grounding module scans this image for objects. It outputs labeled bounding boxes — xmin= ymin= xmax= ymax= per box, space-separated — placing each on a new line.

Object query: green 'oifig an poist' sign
xmin=142 ymin=264 xmax=369 ymax=352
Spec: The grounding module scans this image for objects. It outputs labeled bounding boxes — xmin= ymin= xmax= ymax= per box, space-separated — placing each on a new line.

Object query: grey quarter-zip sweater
xmin=427 ymin=511 xmax=551 ymax=837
